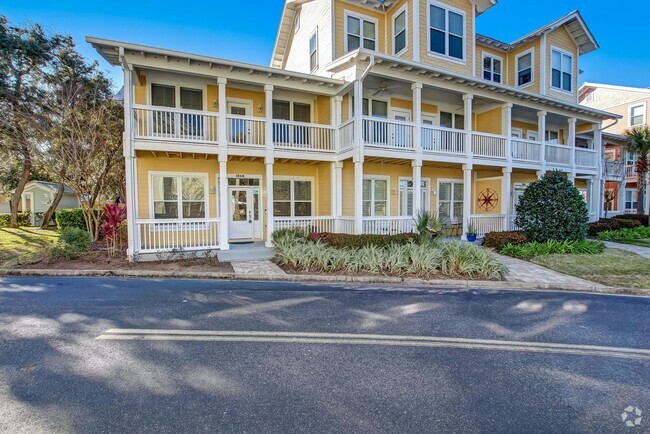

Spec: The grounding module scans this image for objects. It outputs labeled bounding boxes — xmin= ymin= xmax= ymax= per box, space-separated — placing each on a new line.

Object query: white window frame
xmin=148 ymin=171 xmax=210 ymax=221
xmin=583 ymin=92 xmax=594 ymax=103
xmin=629 ymin=102 xmax=647 ymax=127
xmin=550 ymin=46 xmax=574 ymax=95
xmin=309 ymin=29 xmax=319 ymax=72
xmin=344 ymin=12 xmax=378 ymax=53
xmin=625 ymin=189 xmax=638 ymax=211
xmin=399 ymin=177 xmax=431 ymax=216
xmin=272 ymin=176 xmax=315 ymax=218
xmin=392 ymin=4 xmax=409 ymax=56
xmin=515 ymin=48 xmax=535 ymax=89
xmin=482 ymin=52 xmax=503 ymax=84
xmin=546 ymin=129 xmax=560 ymax=145
xmin=363 ymin=175 xmax=390 ymax=217
xmin=427 ymin=0 xmax=466 ymax=64
xmin=436 ymin=179 xmax=464 ymax=223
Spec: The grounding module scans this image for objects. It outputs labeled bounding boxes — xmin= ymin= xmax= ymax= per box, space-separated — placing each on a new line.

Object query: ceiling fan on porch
xmin=367 ymin=81 xmax=400 ymax=97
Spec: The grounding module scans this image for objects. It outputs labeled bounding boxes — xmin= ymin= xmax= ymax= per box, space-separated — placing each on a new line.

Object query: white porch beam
xmin=502 ymin=168 xmax=512 ymax=231
xmin=413 ymin=160 xmax=422 ymax=216
xmin=218 ymin=157 xmax=230 ymax=250
xmin=462 ymin=164 xmax=473 ymax=240
xmin=265 ymin=158 xmax=274 ymax=247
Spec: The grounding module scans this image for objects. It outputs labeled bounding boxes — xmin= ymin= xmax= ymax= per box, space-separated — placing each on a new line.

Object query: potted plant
xmin=466 ymin=220 xmax=478 ymax=242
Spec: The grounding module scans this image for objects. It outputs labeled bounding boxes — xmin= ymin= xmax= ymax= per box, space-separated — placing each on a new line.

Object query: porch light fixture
xmin=258 ymin=104 xmax=263 ymax=113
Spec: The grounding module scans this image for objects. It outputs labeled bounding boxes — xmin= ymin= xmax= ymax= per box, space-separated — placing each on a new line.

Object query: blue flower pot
xmin=467 ymin=234 xmax=477 ymax=242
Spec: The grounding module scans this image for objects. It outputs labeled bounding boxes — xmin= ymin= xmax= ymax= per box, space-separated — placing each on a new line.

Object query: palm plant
xmin=413 ymin=210 xmax=446 ymax=244
xmin=624 ymin=126 xmax=650 ymax=216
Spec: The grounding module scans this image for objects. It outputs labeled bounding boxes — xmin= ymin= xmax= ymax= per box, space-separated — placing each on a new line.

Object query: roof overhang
xmin=327 ymin=49 xmax=620 ymax=121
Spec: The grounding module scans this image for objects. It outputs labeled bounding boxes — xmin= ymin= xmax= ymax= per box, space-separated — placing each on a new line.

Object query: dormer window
xmin=345 ymin=14 xmax=377 ymax=52
xmin=428 ymin=1 xmax=465 ymax=61
xmin=516 ymin=49 xmax=534 ymax=87
xmin=551 ymin=47 xmax=573 ymax=93
xmin=482 ymin=54 xmax=502 ymax=83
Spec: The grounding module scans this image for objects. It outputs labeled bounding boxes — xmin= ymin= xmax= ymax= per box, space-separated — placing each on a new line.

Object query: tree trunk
xmin=40 ymin=181 xmax=66 ymax=229
xmin=10 ymin=155 xmax=31 ymax=227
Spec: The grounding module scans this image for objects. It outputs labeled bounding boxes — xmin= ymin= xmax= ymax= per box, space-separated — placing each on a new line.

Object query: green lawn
xmin=532 ymin=248 xmax=650 ymax=289
xmin=0 ymin=227 xmax=59 ymax=268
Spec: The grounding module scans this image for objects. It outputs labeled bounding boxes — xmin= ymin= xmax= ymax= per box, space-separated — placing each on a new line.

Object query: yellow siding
xmin=318 ymin=162 xmax=332 ymax=215
xmin=315 ymin=95 xmax=332 ymax=125
xmin=334 ymin=1 xmax=386 ymax=59
xmin=512 ymin=172 xmax=538 ymax=184
xmin=207 ymin=85 xmax=218 ymax=113
xmin=506 ymin=39 xmax=540 ymax=92
xmin=391 ymin=97 xmax=413 ymax=111
xmin=342 ymin=160 xmax=355 ymax=216
xmin=342 ymin=93 xmax=350 ymax=122
xmin=223 ymin=88 xmax=266 ymax=118
xmin=422 ymin=103 xmax=438 ymax=115
xmin=475 ymin=108 xmax=502 ymax=135
xmin=134 ymin=71 xmax=147 ymax=105
xmin=512 ymin=120 xmax=539 ymax=136
xmin=473 ymin=177 xmax=503 ymax=215
xmin=546 ymin=26 xmax=579 ymax=103
xmin=418 ymin=0 xmax=474 ymax=76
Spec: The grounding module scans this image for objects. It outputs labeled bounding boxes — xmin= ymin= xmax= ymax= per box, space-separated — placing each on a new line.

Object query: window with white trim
xmin=625 ymin=189 xmax=638 ymax=211
xmin=546 ymin=130 xmax=559 ymax=145
xmin=393 ymin=8 xmax=407 ymax=55
xmin=346 ymin=14 xmax=376 ymax=52
xmin=363 ymin=178 xmax=388 ymax=217
xmin=309 ymin=31 xmax=318 ymax=72
xmin=626 ymin=151 xmax=637 ymax=166
xmin=516 ymin=51 xmax=533 ymax=87
xmin=399 ymin=179 xmax=430 ymax=216
xmin=551 ymin=49 xmax=573 ymax=93
xmin=152 ymin=174 xmax=206 ymax=219
xmin=630 ymin=104 xmax=645 ymax=127
xmin=428 ymin=2 xmax=464 ymax=60
xmin=438 ymin=181 xmax=463 ymax=222
xmin=273 ymin=179 xmax=313 ymax=217
xmin=482 ymin=54 xmax=502 ymax=83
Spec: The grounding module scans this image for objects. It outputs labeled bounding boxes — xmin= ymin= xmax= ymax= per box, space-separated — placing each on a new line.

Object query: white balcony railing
xmin=545 ymin=144 xmax=572 ymax=166
xmin=362 ymin=117 xmax=414 ymax=150
xmin=469 ymin=215 xmax=506 ymax=238
xmin=273 ymin=216 xmax=338 ymax=234
xmin=226 ymin=114 xmax=265 ymax=146
xmin=338 ymin=119 xmax=355 ymax=152
xmin=362 ymin=216 xmax=415 ymax=235
xmin=575 ymin=148 xmax=599 ymax=168
xmin=272 ymin=120 xmax=336 ymax=152
xmin=422 ymin=125 xmax=466 ymax=155
xmin=626 ymin=165 xmax=637 ymax=179
xmin=471 ymin=132 xmax=507 ymax=159
xmin=136 ymin=218 xmax=220 ymax=253
xmin=511 ymin=139 xmax=542 ymax=163
xmin=604 ymin=160 xmax=625 ymax=178
xmin=134 ymin=105 xmax=219 ymax=143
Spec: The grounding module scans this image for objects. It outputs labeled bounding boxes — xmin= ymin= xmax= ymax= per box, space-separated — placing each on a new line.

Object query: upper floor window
xmin=428 ymin=2 xmax=465 ymax=61
xmin=393 ymin=7 xmax=408 ymax=55
xmin=551 ymin=48 xmax=573 ymax=93
xmin=151 ymin=84 xmax=175 ymax=107
xmin=309 ymin=31 xmax=318 ymax=72
xmin=346 ymin=14 xmax=377 ymax=52
xmin=516 ymin=50 xmax=533 ymax=87
xmin=482 ymin=54 xmax=502 ymax=83
xmin=630 ymin=103 xmax=646 ymax=127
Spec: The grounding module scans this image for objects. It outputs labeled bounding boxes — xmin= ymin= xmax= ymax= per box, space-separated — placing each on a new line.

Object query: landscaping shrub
xmin=484 ymin=231 xmax=528 ymax=251
xmin=0 ymin=212 xmax=31 ymax=227
xmin=515 ymin=171 xmax=589 ymax=242
xmin=614 ymin=213 xmax=649 ymax=227
xmin=50 ymin=227 xmax=91 ymax=259
xmin=588 ymin=218 xmax=642 ymax=236
xmin=55 ymin=208 xmax=86 ymax=230
xmin=500 ymin=240 xmax=605 ymax=260
xmin=308 ymin=232 xmax=418 ymax=249
xmin=597 ymin=226 xmax=650 ymax=241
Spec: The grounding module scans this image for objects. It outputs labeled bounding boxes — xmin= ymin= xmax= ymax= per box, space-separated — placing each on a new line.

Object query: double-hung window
xmin=551 ymin=48 xmax=573 ymax=93
xmin=482 ymin=54 xmax=502 ymax=83
xmin=625 ymin=190 xmax=638 ymax=211
xmin=429 ymin=2 xmax=464 ymax=61
xmin=152 ymin=174 xmax=207 ymax=220
xmin=346 ymin=14 xmax=376 ymax=52
xmin=438 ymin=181 xmax=463 ymax=222
xmin=393 ymin=7 xmax=407 ymax=55
xmin=363 ymin=178 xmax=388 ymax=217
xmin=309 ymin=31 xmax=318 ymax=72
xmin=630 ymin=104 xmax=646 ymax=127
xmin=273 ymin=179 xmax=313 ymax=217
xmin=516 ymin=50 xmax=533 ymax=87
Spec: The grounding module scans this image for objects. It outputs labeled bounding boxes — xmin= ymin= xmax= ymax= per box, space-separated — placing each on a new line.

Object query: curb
xmin=1 ymin=268 xmax=649 ymax=296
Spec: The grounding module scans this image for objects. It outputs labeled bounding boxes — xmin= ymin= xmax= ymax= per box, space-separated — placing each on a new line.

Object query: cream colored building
xmin=88 ymin=0 xmax=618 ymax=259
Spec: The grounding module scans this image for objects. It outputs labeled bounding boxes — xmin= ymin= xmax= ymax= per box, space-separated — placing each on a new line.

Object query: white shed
xmin=14 ymin=181 xmax=80 ymax=226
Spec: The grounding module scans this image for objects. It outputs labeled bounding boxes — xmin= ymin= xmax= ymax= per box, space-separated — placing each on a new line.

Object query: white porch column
xmin=218 ymin=157 xmax=230 ymax=250
xmin=463 ymin=94 xmax=474 ymax=159
xmin=353 ymin=80 xmax=364 ymax=150
xmin=264 ymin=85 xmax=274 ymax=150
xmin=413 ymin=160 xmax=422 ymax=215
xmin=568 ymin=117 xmax=577 ymax=177
xmin=354 ymin=158 xmax=364 ymax=234
xmin=502 ymin=168 xmax=512 ymax=231
xmin=618 ymin=180 xmax=626 ymax=216
xmin=122 ymin=66 xmax=136 ymax=260
xmin=335 ymin=161 xmax=343 ymax=218
xmin=588 ymin=176 xmax=598 ymax=221
xmin=502 ymin=103 xmax=513 ymax=164
xmin=333 ymin=96 xmax=342 ymax=151
xmin=218 ymin=78 xmax=227 ymax=147
xmin=462 ymin=164 xmax=473 ymax=240
xmin=538 ymin=111 xmax=547 ymax=169
xmin=265 ymin=158 xmax=274 ymax=247
xmin=412 ymin=83 xmax=423 ymax=154
xmin=330 ymin=161 xmax=337 ymax=225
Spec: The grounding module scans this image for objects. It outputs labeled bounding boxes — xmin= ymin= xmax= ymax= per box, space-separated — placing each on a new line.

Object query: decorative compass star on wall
xmin=477 ymin=188 xmax=499 ymax=212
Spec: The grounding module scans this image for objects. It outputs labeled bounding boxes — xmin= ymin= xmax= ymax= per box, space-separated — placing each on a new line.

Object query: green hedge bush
xmin=597 ymin=226 xmax=650 ymax=241
xmin=515 ymin=172 xmax=589 ymax=242
xmin=308 ymin=232 xmax=418 ymax=248
xmin=500 ymin=240 xmax=605 ymax=259
xmin=614 ymin=213 xmax=649 ymax=226
xmin=483 ymin=231 xmax=528 ymax=251
xmin=50 ymin=227 xmax=91 ymax=259
xmin=0 ymin=212 xmax=31 ymax=227
xmin=55 ymin=208 xmax=87 ymax=230
xmin=588 ymin=218 xmax=642 ymax=236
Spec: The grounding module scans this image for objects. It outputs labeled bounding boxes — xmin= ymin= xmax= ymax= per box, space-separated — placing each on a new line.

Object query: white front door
xmin=227 ymin=102 xmax=252 ymax=145
xmin=229 ymin=187 xmax=254 ymax=239
xmin=392 ymin=108 xmax=412 ymax=148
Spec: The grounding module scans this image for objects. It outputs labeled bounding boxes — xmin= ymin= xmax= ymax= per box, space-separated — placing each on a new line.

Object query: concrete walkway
xmin=231 ymin=260 xmax=286 ymax=276
xmin=496 ymin=254 xmax=608 ymax=289
xmin=604 ymin=241 xmax=650 ymax=259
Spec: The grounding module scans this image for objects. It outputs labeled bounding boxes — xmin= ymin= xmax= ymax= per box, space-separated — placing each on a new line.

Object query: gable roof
xmin=579 ymin=82 xmax=650 ymax=97
xmin=477 ymin=10 xmax=598 ymax=55
xmin=12 ymin=181 xmax=76 ymax=195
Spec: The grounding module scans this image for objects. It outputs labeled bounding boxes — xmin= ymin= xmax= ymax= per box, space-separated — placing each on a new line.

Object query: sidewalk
xmin=496 ymin=254 xmax=608 ymax=288
xmin=604 ymin=241 xmax=650 ymax=259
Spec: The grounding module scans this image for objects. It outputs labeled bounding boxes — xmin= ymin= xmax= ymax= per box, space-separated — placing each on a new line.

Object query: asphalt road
xmin=0 ymin=277 xmax=648 ymax=433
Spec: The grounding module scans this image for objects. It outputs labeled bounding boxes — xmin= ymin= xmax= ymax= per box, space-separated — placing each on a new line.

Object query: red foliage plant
xmin=101 ymin=203 xmax=127 ymax=255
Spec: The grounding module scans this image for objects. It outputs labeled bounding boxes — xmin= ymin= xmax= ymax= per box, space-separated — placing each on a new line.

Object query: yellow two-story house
xmin=89 ymin=0 xmax=618 ymax=259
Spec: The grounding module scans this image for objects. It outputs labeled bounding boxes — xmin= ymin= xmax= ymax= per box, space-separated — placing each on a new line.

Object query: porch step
xmin=217 ymin=242 xmax=275 ymax=262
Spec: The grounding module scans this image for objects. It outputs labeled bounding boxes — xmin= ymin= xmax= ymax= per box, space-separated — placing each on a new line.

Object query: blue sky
xmin=3 ymin=0 xmax=649 ymax=90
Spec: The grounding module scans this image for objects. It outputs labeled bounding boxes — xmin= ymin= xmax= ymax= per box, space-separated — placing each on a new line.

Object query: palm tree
xmin=624 ymin=126 xmax=650 ymax=215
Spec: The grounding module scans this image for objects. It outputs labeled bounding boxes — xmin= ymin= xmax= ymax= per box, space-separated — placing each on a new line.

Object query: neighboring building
xmin=0 ymin=194 xmax=11 ymax=213
xmin=88 ymin=1 xmax=618 ymax=259
xmin=11 ymin=181 xmax=80 ymax=226
xmin=580 ymin=82 xmax=650 ymax=215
